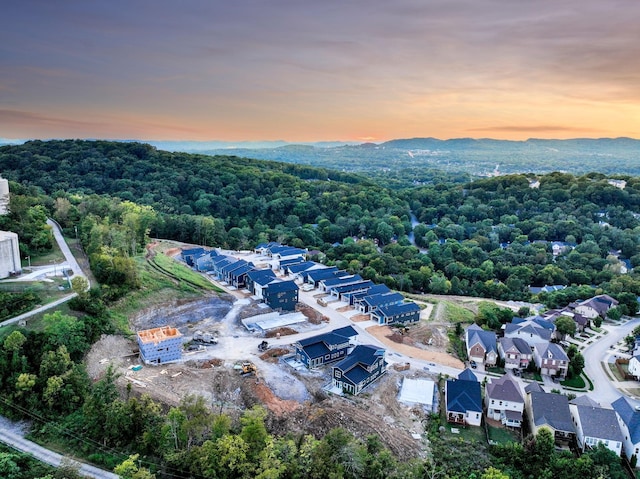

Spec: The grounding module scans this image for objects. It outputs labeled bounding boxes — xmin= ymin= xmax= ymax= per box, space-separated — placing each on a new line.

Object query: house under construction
xmin=137 ymin=326 xmax=183 ymax=364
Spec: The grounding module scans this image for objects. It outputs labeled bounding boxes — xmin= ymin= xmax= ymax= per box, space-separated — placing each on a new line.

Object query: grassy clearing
xmin=443 ymin=300 xmax=475 ymax=323
xmin=151 ymin=253 xmax=222 ymax=291
xmin=561 ymin=375 xmax=586 ymax=389
xmin=487 ymin=424 xmax=519 ymax=444
xmin=609 ymin=363 xmax=626 ymax=381
xmin=109 ymin=254 xmax=223 ymax=331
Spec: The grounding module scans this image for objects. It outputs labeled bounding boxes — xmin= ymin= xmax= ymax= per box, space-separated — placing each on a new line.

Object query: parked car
xmin=470 ymin=360 xmax=477 ymax=369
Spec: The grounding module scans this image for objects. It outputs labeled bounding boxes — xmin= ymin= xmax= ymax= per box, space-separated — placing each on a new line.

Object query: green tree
xmin=42 ymin=311 xmax=88 ymax=359
xmin=114 ymin=454 xmax=156 ymax=479
xmin=554 ymin=316 xmax=576 ymax=338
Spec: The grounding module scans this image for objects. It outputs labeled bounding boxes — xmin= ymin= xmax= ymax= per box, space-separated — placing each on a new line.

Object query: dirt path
xmin=367 ymin=325 xmax=464 ymax=369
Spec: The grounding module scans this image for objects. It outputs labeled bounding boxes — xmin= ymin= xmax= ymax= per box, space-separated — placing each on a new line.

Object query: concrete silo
xmin=0 ymin=175 xmax=8 ymax=215
xmin=0 ymin=231 xmax=21 ymax=278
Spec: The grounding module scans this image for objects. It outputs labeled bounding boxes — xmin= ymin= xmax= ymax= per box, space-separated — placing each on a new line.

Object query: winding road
xmin=0 ymin=221 xmax=116 ymax=479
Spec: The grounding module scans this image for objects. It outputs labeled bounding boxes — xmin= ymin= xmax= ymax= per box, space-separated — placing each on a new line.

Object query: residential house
xmin=220 ymin=259 xmax=249 ymax=284
xmin=228 ymin=263 xmax=254 ymax=289
xmin=263 ymin=280 xmax=299 ymax=311
xmin=498 ymin=337 xmax=533 ymax=370
xmin=286 ymin=261 xmax=320 ymax=279
xmin=254 ymin=242 xmax=280 ymax=255
xmin=137 ymin=326 xmax=183 ymax=365
xmin=485 ymin=375 xmax=524 ymax=428
xmin=504 ymin=318 xmax=553 ymax=349
xmin=465 ymin=324 xmax=498 ymax=367
xmin=529 ymin=284 xmax=567 ymax=295
xmin=278 ymin=257 xmax=304 ymax=273
xmin=194 ymin=250 xmax=219 ymax=272
xmin=446 ymin=369 xmax=482 ymax=426
xmin=331 ymin=344 xmax=387 ymax=395
xmin=575 ymin=294 xmax=619 ymax=320
xmin=246 ymin=269 xmax=277 ymax=299
xmin=526 ymin=388 xmax=576 ymax=448
xmin=321 ymin=274 xmax=364 ymax=293
xmin=293 ymin=326 xmax=358 ymax=369
xmin=349 ymin=284 xmax=391 ymax=307
xmin=181 ymin=247 xmax=205 ymax=267
xmin=629 ymin=355 xmax=640 ymax=380
xmin=569 ymin=396 xmax=623 ymax=455
xmin=330 ymin=280 xmax=375 ymax=301
xmin=305 ymin=267 xmax=342 ymax=287
xmin=613 ymin=396 xmax=640 ymax=461
xmin=371 ymin=302 xmax=421 ymax=325
xmin=359 ymin=292 xmax=404 ymax=314
xmin=533 ymin=342 xmax=569 ymax=379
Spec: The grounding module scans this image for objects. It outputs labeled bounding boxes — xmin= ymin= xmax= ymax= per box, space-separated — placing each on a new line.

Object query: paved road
xmin=582 ymin=317 xmax=640 ymax=405
xmin=0 ymin=220 xmax=117 ymax=478
xmin=0 ymin=426 xmax=118 ymax=479
xmin=47 ymin=218 xmax=89 ymax=288
xmin=0 ymin=219 xmax=86 ymax=328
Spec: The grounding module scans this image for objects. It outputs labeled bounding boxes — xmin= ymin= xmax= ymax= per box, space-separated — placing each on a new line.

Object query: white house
xmin=485 ymin=375 xmax=524 ymax=428
xmin=570 ymin=396 xmax=623 ymax=455
xmin=612 ymin=396 xmax=640 ymax=461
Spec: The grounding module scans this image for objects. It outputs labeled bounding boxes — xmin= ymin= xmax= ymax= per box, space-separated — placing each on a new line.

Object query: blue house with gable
xmin=182 ymin=247 xmax=205 ymax=267
xmin=446 ymin=369 xmax=482 ymax=426
xmin=263 ymin=280 xmax=299 ymax=311
xmin=246 ymin=269 xmax=277 ymax=299
xmin=332 ymin=345 xmax=387 ymax=395
xmin=372 ymin=302 xmax=421 ymax=325
xmin=293 ymin=326 xmax=358 ymax=369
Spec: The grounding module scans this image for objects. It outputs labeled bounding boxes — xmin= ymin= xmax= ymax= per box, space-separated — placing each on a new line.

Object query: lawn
xmin=609 ymin=363 xmax=626 ymax=381
xmin=446 ymin=423 xmax=487 ymax=443
xmin=487 ymin=424 xmax=519 ymax=444
xmin=443 ymin=301 xmax=476 ymax=323
xmin=561 ymin=375 xmax=586 ymax=389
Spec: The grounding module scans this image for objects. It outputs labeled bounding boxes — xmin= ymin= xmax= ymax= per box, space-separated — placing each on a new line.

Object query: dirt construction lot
xmin=86 ymin=254 xmax=467 ymax=460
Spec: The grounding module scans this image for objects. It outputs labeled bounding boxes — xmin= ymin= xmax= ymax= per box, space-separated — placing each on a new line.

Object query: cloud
xmin=468 ymin=125 xmax=598 ymax=133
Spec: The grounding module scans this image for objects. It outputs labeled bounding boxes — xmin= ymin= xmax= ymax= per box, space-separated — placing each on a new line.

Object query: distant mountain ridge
xmin=174 ymin=137 xmax=640 ymax=176
xmin=1 ymin=136 xmax=638 ymax=176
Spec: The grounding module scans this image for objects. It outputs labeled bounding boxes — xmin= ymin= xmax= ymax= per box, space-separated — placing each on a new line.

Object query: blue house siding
xmin=373 ymin=302 xmax=421 ymax=325
xmin=293 ymin=327 xmax=358 ymax=369
xmin=182 ymin=247 xmax=205 ymax=266
xmin=263 ymin=280 xmax=299 ymax=311
xmin=137 ymin=326 xmax=183 ymax=364
xmin=332 ymin=345 xmax=387 ymax=395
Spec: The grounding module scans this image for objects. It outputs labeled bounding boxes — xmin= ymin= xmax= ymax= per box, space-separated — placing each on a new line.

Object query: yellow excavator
xmin=236 ymin=361 xmax=257 ymax=376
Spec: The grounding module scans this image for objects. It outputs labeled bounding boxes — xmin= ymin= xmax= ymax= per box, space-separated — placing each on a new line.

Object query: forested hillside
xmin=0 ymin=139 xmax=637 ymax=478
xmin=2 ymin=140 xmax=640 ymax=305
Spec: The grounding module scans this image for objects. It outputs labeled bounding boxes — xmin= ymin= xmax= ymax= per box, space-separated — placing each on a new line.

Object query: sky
xmin=1 ymin=0 xmax=639 ymax=143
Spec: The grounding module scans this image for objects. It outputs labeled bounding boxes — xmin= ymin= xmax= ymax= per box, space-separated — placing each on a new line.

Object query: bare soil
xmin=85 ymin=243 xmax=438 ymax=461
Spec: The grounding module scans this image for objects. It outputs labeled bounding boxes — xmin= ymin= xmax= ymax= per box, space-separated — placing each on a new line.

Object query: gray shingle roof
xmin=575 ymin=405 xmax=623 ymax=443
xmin=530 ymin=391 xmax=575 ymax=434
xmin=486 ymin=375 xmax=524 ymax=403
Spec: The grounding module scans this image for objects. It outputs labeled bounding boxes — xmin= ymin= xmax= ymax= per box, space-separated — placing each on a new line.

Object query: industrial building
xmin=137 ymin=326 xmax=183 ymax=364
xmin=0 ymin=231 xmax=21 ymax=279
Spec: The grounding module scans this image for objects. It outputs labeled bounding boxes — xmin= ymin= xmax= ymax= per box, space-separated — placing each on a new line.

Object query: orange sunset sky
xmin=1 ymin=1 xmax=639 ymax=143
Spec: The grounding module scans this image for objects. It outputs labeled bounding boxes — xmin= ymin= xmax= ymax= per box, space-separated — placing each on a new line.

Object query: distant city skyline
xmin=1 ymin=1 xmax=639 ymax=142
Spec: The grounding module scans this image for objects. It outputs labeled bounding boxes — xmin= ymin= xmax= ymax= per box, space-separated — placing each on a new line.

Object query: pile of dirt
xmin=265 ymin=327 xmax=298 ymax=338
xmin=85 ymin=334 xmax=138 ymax=380
xmin=198 ymin=358 xmax=224 ymax=368
xmin=296 ymin=303 xmax=326 ymax=324
xmin=260 ymin=348 xmax=290 ymax=362
xmin=368 ymin=325 xmax=464 ymax=369
xmin=243 ymin=380 xmax=303 ymax=416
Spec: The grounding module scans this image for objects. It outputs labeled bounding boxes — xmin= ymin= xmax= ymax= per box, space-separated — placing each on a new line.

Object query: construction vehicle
xmin=258 ymin=340 xmax=269 ymax=352
xmin=193 ymin=330 xmax=218 ymax=344
xmin=235 ymin=361 xmax=257 ymax=376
